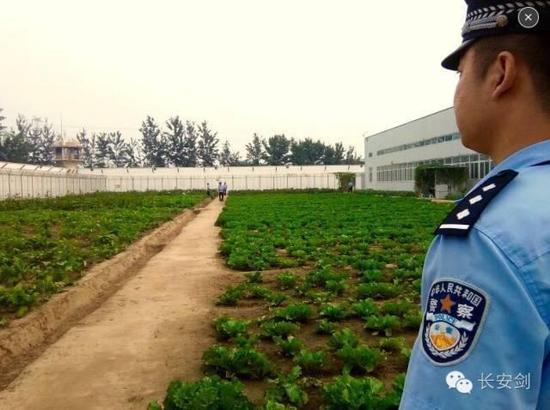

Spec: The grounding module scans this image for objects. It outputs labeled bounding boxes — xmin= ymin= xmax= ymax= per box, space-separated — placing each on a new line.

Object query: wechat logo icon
xmin=446 ymin=371 xmax=473 ymax=394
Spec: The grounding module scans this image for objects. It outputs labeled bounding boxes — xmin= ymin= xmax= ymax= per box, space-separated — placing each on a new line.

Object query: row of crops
xmin=150 ymin=192 xmax=453 ymax=410
xmin=0 ymin=191 xmax=205 ymax=325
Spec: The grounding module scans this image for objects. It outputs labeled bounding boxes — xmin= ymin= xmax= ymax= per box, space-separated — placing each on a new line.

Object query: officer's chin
xmin=461 ymin=134 xmax=488 ymax=157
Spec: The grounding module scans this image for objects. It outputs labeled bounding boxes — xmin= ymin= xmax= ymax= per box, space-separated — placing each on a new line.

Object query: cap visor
xmin=441 ymin=39 xmax=476 ymax=70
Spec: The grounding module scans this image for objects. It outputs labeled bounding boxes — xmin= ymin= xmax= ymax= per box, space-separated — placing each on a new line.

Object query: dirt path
xmin=0 ymin=198 xmax=236 ymax=410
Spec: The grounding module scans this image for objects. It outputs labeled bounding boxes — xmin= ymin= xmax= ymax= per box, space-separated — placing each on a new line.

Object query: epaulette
xmin=434 ymin=169 xmax=518 ymax=237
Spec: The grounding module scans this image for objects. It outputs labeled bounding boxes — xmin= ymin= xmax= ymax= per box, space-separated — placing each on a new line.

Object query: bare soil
xmin=0 ymin=198 xmax=239 ymax=410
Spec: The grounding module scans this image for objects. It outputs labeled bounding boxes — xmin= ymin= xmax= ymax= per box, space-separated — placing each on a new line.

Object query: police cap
xmin=442 ymin=0 xmax=550 ymax=70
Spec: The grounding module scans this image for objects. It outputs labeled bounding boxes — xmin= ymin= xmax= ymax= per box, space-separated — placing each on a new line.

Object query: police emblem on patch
xmin=421 ymin=279 xmax=489 ymax=366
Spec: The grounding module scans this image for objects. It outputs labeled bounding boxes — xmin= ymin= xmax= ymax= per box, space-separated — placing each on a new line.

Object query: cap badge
xmin=496 ymin=14 xmax=509 ymax=27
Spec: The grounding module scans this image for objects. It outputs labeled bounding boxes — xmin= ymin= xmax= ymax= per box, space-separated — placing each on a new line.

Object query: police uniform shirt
xmin=400 ymin=140 xmax=550 ymax=409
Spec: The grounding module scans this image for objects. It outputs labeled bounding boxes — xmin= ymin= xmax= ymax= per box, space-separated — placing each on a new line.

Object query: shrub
xmin=322 ymin=374 xmax=387 ymax=410
xmin=403 ymin=310 xmax=423 ymax=330
xmin=325 ymin=279 xmax=347 ymax=296
xmin=202 ymin=346 xmax=273 ymax=380
xmin=351 ymin=298 xmax=379 ymax=319
xmin=293 ymin=349 xmax=328 ymax=375
xmin=245 ymin=285 xmax=272 ymax=300
xmin=245 ymin=271 xmax=263 ymax=284
xmin=304 ymin=290 xmax=333 ymax=304
xmin=265 ymin=366 xmax=309 ymax=408
xmin=277 ymin=272 xmax=298 ymax=290
xmin=316 ymin=319 xmax=338 ymax=335
xmin=305 ymin=266 xmax=348 ymax=288
xmin=148 ymin=376 xmax=254 ymax=410
xmin=336 ymin=345 xmax=383 ymax=374
xmin=378 ymin=373 xmax=406 ymax=409
xmin=378 ymin=337 xmax=406 ymax=352
xmin=266 ymin=292 xmax=288 ymax=307
xmin=329 ymin=328 xmax=359 ymax=350
xmin=365 ymin=315 xmax=401 ymax=337
xmin=216 ymin=285 xmax=245 ymax=306
xmin=213 ymin=317 xmax=249 ymax=340
xmin=359 ymin=270 xmax=383 ymax=283
xmin=262 ymin=400 xmax=298 ymax=410
xmin=273 ymin=303 xmax=313 ymax=323
xmin=380 ymin=301 xmax=415 ymax=317
xmin=274 ymin=336 xmax=303 ymax=357
xmin=319 ymin=303 xmax=348 ymax=322
xmin=261 ymin=320 xmax=300 ymax=339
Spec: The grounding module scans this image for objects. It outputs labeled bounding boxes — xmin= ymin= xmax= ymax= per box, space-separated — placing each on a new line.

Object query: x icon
xmin=518 ymin=7 xmax=539 ymax=28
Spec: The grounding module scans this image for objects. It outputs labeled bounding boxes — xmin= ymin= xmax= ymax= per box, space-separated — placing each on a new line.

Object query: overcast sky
xmin=0 ymin=0 xmax=466 ymax=155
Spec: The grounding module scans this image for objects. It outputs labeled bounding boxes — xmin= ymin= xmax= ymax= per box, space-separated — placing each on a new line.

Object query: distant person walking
xmin=206 ymin=182 xmax=212 ymax=199
xmin=222 ymin=182 xmax=228 ymax=199
xmin=217 ymin=182 xmax=223 ymax=201
xmin=347 ymin=180 xmax=354 ymax=193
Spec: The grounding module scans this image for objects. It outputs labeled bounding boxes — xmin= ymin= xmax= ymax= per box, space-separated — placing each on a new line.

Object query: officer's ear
xmin=490 ymin=51 xmax=518 ymax=101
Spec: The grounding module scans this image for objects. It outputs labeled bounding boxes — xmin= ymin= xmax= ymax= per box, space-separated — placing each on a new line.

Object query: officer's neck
xmin=488 ymin=109 xmax=550 ymax=165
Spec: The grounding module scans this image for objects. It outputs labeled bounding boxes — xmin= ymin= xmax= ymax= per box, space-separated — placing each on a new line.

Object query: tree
xmin=345 ymin=145 xmax=362 ymax=165
xmin=262 ymin=134 xmax=291 ymax=165
xmin=184 ymin=121 xmax=198 ymax=167
xmin=290 ymin=138 xmax=326 ymax=165
xmin=164 ymin=116 xmax=187 ymax=167
xmin=25 ymin=119 xmax=43 ymax=164
xmin=18 ymin=117 xmax=56 ymax=165
xmin=197 ymin=121 xmax=219 ymax=167
xmin=0 ymin=116 xmax=30 ymax=163
xmin=0 ymin=108 xmax=6 ymax=135
xmin=126 ymin=138 xmax=144 ymax=168
xmin=323 ymin=144 xmax=337 ymax=165
xmin=37 ymin=122 xmax=56 ymax=165
xmin=0 ymin=131 xmax=28 ymax=163
xmin=77 ymin=129 xmax=96 ymax=169
xmin=220 ymin=140 xmax=240 ymax=166
xmin=333 ymin=142 xmax=345 ymax=165
xmin=2 ymin=115 xmax=31 ymax=163
xmin=94 ymin=132 xmax=111 ymax=168
xmin=107 ymin=131 xmax=130 ymax=167
xmin=245 ymin=133 xmax=263 ymax=165
xmin=140 ymin=116 xmax=166 ymax=167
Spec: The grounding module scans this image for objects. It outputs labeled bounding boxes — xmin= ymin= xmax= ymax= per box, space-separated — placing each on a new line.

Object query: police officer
xmin=401 ymin=1 xmax=550 ymax=409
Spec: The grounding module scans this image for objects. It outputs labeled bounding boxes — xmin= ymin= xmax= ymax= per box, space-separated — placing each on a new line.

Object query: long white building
xmin=363 ymin=107 xmax=493 ymax=192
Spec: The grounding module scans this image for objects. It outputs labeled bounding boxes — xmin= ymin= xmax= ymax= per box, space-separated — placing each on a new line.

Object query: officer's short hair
xmin=472 ymin=33 xmax=550 ymax=112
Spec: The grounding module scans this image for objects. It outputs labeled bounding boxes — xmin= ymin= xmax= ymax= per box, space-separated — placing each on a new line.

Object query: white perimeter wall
xmin=0 ymin=162 xmax=364 ymax=199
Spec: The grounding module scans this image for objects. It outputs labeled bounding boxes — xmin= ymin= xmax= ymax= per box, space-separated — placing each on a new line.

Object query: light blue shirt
xmin=400 ymin=140 xmax=550 ymax=410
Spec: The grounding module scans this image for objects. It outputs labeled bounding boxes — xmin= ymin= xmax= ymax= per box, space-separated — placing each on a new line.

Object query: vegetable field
xmin=152 ymin=192 xmax=453 ymax=409
xmin=0 ymin=191 xmax=204 ymax=324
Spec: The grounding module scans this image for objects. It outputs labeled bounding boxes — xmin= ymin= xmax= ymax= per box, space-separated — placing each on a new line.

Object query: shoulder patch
xmin=421 ymin=279 xmax=490 ymax=366
xmin=434 ymin=169 xmax=518 ymax=237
